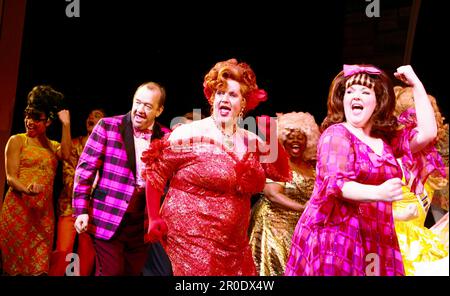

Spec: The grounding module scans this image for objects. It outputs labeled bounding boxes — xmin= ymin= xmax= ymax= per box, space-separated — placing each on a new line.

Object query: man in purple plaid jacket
xmin=73 ymin=82 xmax=170 ymax=275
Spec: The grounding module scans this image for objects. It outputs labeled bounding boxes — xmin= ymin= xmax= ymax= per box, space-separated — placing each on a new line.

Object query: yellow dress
xmin=393 ymin=182 xmax=449 ymax=276
xmin=410 ymin=213 xmax=449 ymax=276
xmin=249 ymin=170 xmax=315 ymax=276
xmin=430 ymin=213 xmax=449 ymax=251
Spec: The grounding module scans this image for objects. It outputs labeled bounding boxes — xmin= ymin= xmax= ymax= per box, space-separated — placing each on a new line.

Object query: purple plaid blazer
xmin=73 ymin=112 xmax=169 ymax=240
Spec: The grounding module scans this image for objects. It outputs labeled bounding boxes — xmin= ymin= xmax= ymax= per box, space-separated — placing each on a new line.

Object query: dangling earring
xmin=237 ymin=108 xmax=245 ymax=126
xmin=239 ymin=98 xmax=246 ymax=120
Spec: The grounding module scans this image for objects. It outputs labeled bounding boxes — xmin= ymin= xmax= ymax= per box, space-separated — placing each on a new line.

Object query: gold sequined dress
xmin=249 ymin=170 xmax=315 ymax=275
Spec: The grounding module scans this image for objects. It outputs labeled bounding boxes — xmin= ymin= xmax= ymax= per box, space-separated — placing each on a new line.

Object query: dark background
xmin=12 ymin=0 xmax=448 ymax=139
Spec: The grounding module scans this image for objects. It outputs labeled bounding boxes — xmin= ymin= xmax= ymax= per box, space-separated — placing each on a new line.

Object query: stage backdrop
xmin=0 ymin=0 xmax=27 ymax=201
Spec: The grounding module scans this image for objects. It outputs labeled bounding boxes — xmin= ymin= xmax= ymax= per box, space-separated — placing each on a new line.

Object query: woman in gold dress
xmin=0 ymin=86 xmax=71 ymax=275
xmin=249 ymin=112 xmax=320 ymax=275
xmin=392 ymin=86 xmax=448 ymax=276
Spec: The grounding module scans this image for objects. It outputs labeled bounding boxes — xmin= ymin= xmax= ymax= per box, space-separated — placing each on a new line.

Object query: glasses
xmin=24 ymin=111 xmax=47 ymax=122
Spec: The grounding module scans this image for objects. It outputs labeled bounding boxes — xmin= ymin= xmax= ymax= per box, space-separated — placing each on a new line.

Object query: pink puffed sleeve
xmin=310 ymin=124 xmax=358 ymax=225
xmin=317 ymin=125 xmax=358 ymax=197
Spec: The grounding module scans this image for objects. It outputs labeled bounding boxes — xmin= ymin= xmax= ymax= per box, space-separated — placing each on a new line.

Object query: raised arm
xmin=394 ymin=65 xmax=437 ymax=153
xmin=56 ymin=109 xmax=72 ymax=161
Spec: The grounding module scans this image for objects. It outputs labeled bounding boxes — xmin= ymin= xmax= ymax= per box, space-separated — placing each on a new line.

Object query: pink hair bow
xmin=343 ymin=64 xmax=381 ymax=77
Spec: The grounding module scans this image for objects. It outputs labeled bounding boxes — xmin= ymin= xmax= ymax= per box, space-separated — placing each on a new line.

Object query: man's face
xmin=131 ymin=86 xmax=164 ymax=131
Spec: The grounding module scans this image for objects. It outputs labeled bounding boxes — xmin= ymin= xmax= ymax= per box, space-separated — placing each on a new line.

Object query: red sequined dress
xmin=142 ymin=130 xmax=289 ymax=276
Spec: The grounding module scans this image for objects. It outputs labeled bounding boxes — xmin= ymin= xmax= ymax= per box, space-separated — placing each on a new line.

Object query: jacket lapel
xmin=152 ymin=121 xmax=164 ymax=141
xmin=119 ymin=112 xmax=137 ymax=178
xmin=119 ymin=112 xmax=166 ymax=178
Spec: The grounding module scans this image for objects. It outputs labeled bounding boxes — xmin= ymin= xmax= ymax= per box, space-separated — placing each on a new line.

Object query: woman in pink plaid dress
xmin=285 ymin=64 xmax=438 ymax=276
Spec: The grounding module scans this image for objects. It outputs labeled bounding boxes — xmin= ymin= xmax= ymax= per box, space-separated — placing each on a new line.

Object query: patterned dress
xmin=432 ymin=125 xmax=449 ymax=211
xmin=142 ymin=135 xmax=289 ymax=276
xmin=0 ymin=134 xmax=59 ymax=275
xmin=249 ymin=170 xmax=315 ymax=275
xmin=285 ymin=124 xmax=407 ymax=276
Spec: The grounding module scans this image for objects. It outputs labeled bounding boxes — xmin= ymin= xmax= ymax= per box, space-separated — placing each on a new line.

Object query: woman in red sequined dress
xmin=142 ymin=59 xmax=290 ymax=275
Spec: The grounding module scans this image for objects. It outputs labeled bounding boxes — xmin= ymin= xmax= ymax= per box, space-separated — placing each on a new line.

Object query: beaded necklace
xmin=212 ymin=116 xmax=237 ymax=149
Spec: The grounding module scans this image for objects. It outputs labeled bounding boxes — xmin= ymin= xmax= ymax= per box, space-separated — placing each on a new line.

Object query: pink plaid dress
xmin=285 ymin=123 xmax=406 ymax=276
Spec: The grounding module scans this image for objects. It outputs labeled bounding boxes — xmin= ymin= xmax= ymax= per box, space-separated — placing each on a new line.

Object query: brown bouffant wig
xmin=321 ymin=65 xmax=399 ymax=142
xmin=25 ymin=85 xmax=65 ymax=121
xmin=203 ymin=58 xmax=267 ymax=113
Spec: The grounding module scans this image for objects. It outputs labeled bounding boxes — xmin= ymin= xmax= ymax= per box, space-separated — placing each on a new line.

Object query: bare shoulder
xmin=169 ymin=122 xmax=192 ymax=141
xmin=5 ymin=134 xmax=25 ymax=154
xmin=169 ymin=118 xmax=212 ymax=141
xmin=8 ymin=134 xmax=25 ymax=147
